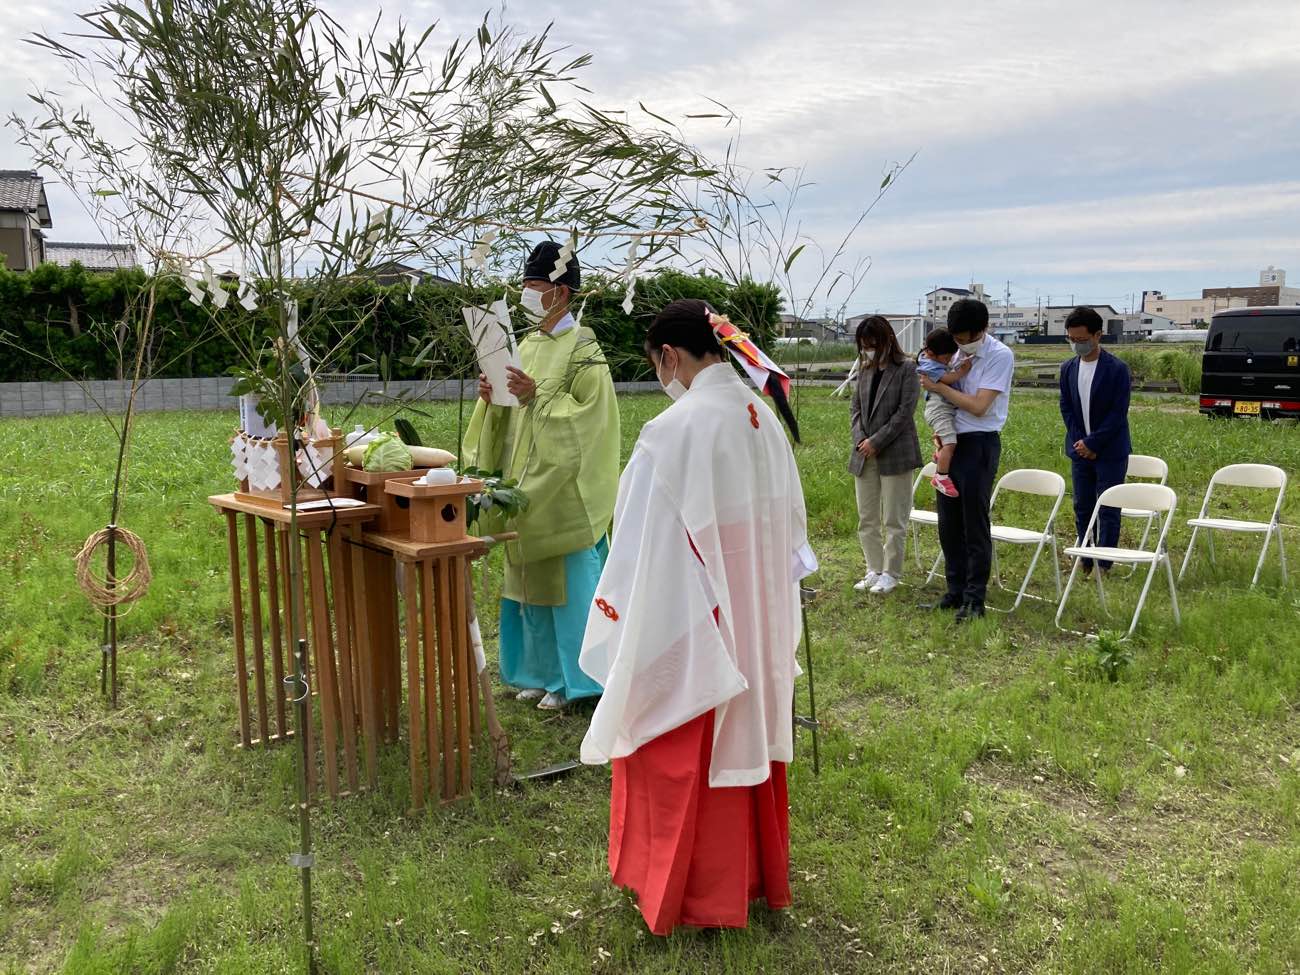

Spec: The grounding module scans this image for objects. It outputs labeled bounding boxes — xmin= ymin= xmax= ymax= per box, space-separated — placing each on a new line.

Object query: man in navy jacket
xmin=1059 ymin=307 xmax=1132 ymax=570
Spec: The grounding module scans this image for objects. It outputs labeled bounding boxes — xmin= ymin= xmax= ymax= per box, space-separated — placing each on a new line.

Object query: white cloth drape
xmin=579 ymin=363 xmax=817 ymax=787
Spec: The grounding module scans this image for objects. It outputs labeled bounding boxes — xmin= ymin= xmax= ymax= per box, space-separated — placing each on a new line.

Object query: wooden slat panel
xmin=419 ymin=560 xmax=442 ymax=802
xmin=449 ymin=556 xmax=472 ymax=794
xmin=403 ymin=559 xmax=425 ymax=810
xmin=307 ymin=537 xmax=341 ymax=798
xmin=243 ymin=513 xmax=269 ymax=745
xmin=328 ymin=529 xmax=360 ymax=794
xmin=264 ymin=520 xmax=287 ymax=740
xmin=349 ymin=529 xmax=380 ymax=790
xmin=434 ymin=559 xmax=456 ymax=799
xmin=223 ymin=511 xmax=251 ymax=748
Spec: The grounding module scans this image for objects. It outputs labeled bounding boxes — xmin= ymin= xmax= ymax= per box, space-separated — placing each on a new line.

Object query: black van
xmin=1200 ymin=307 xmax=1300 ymax=419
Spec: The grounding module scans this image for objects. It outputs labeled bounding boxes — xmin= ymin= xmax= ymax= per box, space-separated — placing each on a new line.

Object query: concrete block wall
xmin=0 ymin=378 xmax=662 ymax=419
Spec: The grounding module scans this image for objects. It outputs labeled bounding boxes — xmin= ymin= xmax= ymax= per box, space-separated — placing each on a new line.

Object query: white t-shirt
xmin=953 ymin=335 xmax=1015 ymax=434
xmin=1077 ymin=356 xmax=1098 ymax=436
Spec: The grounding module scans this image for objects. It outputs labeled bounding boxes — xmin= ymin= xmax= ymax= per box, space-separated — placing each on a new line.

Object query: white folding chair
xmin=988 ymin=469 xmax=1066 ymax=613
xmin=1120 ymin=454 xmax=1169 ymax=557
xmin=1178 ymin=463 xmax=1289 ymax=588
xmin=908 ymin=462 xmax=943 ymax=585
xmin=1056 ymin=483 xmax=1181 ymax=640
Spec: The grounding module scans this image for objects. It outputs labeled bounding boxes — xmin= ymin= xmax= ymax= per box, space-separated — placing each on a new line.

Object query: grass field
xmin=2 ymin=388 xmax=1299 ymax=974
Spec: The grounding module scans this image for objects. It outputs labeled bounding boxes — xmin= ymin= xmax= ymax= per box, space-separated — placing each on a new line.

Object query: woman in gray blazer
xmin=848 ymin=316 xmax=923 ymax=594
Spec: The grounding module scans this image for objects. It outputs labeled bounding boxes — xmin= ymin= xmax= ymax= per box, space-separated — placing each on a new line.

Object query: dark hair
xmin=646 ymin=299 xmax=800 ymax=443
xmin=1064 ymin=306 xmax=1104 ymax=335
xmin=947 ymin=298 xmax=989 ymax=336
xmin=924 ymin=328 xmax=959 ymax=356
xmin=854 ymin=315 xmax=905 ymax=366
xmin=645 ymin=299 xmax=726 ymax=359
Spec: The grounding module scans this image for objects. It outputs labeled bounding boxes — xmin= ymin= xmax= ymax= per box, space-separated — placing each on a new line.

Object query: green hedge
xmin=0 ymin=263 xmax=781 ymax=384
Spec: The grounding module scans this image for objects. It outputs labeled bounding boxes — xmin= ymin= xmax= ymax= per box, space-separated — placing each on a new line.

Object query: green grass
xmin=2 ymin=390 xmax=1299 ymax=973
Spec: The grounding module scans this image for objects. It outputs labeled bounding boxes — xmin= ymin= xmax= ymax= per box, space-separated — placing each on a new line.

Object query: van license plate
xmin=1234 ymin=401 xmax=1261 ymax=415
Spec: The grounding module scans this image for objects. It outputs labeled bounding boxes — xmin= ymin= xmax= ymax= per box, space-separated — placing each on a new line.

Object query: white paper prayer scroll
xmin=463 ymin=300 xmax=521 ymax=409
xmin=465 ymin=228 xmax=498 ymax=271
xmin=550 ymin=238 xmax=576 ymax=282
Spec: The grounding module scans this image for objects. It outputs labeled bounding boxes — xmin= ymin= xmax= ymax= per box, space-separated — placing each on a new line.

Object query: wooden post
xmin=402 ymin=559 xmax=425 ymax=811
xmin=349 ymin=529 xmax=380 ymax=790
xmin=449 ymin=556 xmax=472 ymax=795
xmin=328 ymin=529 xmax=360 ymax=794
xmin=307 ymin=538 xmax=341 ymax=799
xmin=243 ymin=513 xmax=269 ymax=745
xmin=264 ymin=520 xmax=288 ymax=740
xmin=458 ymin=557 xmax=481 ymax=740
xmin=419 ymin=560 xmax=442 ymax=801
xmin=224 ymin=511 xmax=252 ymax=748
xmin=434 ymin=559 xmax=456 ymax=799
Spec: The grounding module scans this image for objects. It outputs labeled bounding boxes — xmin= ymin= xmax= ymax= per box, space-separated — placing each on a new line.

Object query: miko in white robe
xmin=579 ymin=359 xmax=817 ymax=934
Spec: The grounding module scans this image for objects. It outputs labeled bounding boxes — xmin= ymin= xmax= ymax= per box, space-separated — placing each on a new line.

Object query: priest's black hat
xmin=522 ymin=240 xmax=580 ymax=291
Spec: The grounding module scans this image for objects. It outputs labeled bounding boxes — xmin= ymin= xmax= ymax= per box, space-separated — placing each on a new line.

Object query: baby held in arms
xmin=916 ymin=328 xmax=973 ymax=498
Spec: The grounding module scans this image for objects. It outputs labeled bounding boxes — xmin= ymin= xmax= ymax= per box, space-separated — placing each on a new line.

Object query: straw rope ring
xmin=75 ymin=526 xmax=152 ymax=615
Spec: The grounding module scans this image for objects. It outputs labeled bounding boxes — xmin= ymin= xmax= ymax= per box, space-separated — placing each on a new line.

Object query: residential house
xmin=45 ymin=241 xmax=138 ymax=273
xmin=0 ymin=170 xmax=51 ymax=271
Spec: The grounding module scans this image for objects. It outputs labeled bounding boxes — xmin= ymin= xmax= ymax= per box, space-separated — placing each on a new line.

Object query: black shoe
xmin=955 ymin=601 xmax=986 ymax=623
xmin=921 ymin=593 xmax=963 ymax=611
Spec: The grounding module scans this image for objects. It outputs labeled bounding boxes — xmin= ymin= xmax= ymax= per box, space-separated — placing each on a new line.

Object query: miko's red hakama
xmin=608 ymin=709 xmax=791 ymax=935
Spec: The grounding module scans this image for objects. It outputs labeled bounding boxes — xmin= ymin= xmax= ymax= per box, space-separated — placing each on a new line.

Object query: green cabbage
xmin=362 ymin=432 xmax=413 ymax=472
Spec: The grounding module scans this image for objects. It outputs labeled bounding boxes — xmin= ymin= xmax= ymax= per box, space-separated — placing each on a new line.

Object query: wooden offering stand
xmin=361 ymin=476 xmax=489 ymax=810
xmin=214 ymin=457 xmax=502 ymax=810
xmin=209 ymin=493 xmax=382 ymax=801
xmin=338 ymin=466 xmax=426 ymax=534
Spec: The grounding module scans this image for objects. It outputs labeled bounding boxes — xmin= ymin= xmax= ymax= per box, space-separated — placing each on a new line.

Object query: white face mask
xmin=958 ymin=335 xmax=985 ymax=356
xmin=656 ymin=350 xmax=687 ymax=401
xmin=861 ymin=348 xmax=877 ymax=364
xmin=520 ymin=287 xmax=547 ymax=320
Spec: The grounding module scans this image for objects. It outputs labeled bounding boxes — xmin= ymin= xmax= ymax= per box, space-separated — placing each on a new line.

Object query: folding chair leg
xmin=1094 ymin=562 xmax=1109 ymax=617
xmin=1278 ymin=526 xmax=1289 ymax=584
xmin=1251 ymin=529 xmax=1273 ymax=589
xmin=1126 ymin=559 xmax=1162 ymax=640
xmin=1164 ymin=554 xmax=1181 ymax=627
xmin=925 ymin=551 xmax=943 ymax=587
xmin=1178 ymin=526 xmax=1200 ymax=582
xmin=911 ymin=524 xmax=924 ymax=572
xmin=1050 ymin=535 xmax=1062 ymax=599
xmin=1055 ymin=559 xmax=1084 ymax=632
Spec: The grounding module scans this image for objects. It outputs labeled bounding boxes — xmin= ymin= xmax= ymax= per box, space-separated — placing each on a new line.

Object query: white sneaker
xmin=853 ymin=571 xmax=881 ymax=592
xmin=515 ymin=688 xmax=545 ymax=702
xmin=537 ymin=691 xmax=566 ymax=710
xmin=870 ymin=573 xmax=898 ymax=595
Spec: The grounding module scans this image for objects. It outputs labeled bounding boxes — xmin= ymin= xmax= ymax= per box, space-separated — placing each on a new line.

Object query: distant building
xmin=1122 ymin=312 xmax=1175 ymax=340
xmin=45 ymin=241 xmax=138 ymax=273
xmin=1044 ymin=304 xmax=1123 ymax=337
xmin=988 ymin=303 xmax=1044 ymax=334
xmin=844 ymin=312 xmax=925 ymax=355
xmin=0 ymin=170 xmax=51 ymax=271
xmin=365 ymin=260 xmax=457 ymax=288
xmin=1201 ymin=266 xmax=1300 ymax=309
xmin=1143 ymin=291 xmax=1247 ymax=326
xmin=924 ymin=284 xmax=989 ymax=326
xmin=777 ymin=314 xmax=846 ymax=343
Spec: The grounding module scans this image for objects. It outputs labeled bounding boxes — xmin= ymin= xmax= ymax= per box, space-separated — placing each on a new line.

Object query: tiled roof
xmin=0 ymin=170 xmax=52 ymax=226
xmin=45 ymin=242 xmax=138 ymax=272
xmin=927 ymin=287 xmax=973 ymax=296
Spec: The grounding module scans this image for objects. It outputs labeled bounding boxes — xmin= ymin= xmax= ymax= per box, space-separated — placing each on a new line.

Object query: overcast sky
xmin=4 ymin=0 xmax=1298 ymax=316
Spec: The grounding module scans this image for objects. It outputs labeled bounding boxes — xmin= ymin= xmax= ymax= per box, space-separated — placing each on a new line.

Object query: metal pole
xmin=798 ymin=586 xmax=820 ymax=775
xmin=107 ymin=524 xmax=118 ymax=707
xmin=288 ymin=638 xmax=317 ymax=974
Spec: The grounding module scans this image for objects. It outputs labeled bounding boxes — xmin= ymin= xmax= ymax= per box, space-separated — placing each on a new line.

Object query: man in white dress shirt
xmin=918 ymin=298 xmax=1015 ymax=621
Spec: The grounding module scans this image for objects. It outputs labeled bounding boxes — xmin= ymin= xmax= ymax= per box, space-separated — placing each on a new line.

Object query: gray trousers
xmin=853 ymin=457 xmax=914 ymax=578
